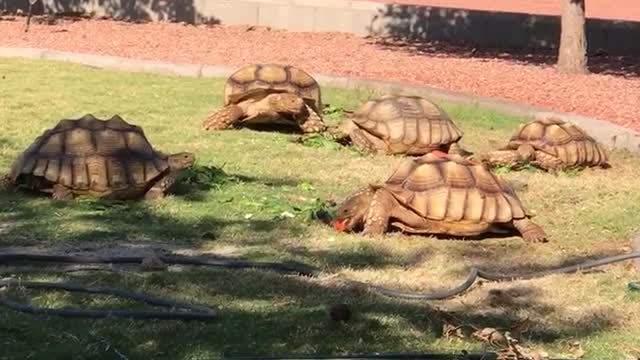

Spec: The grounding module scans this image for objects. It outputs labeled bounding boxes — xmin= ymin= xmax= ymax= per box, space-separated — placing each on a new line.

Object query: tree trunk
xmin=557 ymin=0 xmax=588 ymax=74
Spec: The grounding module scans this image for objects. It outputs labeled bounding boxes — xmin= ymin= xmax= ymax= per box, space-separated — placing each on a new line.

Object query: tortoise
xmin=202 ymin=63 xmax=326 ymax=133
xmin=332 ymin=151 xmax=547 ymax=242
xmin=484 ymin=116 xmax=609 ymax=171
xmin=330 ymin=94 xmax=471 ymax=156
xmin=7 ymin=114 xmax=195 ymax=200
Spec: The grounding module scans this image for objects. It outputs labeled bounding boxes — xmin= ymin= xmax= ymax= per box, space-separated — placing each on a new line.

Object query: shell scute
xmin=507 ymin=117 xmax=609 ymax=167
xmin=224 ymin=64 xmax=322 ymax=112
xmin=10 ymin=114 xmax=170 ymax=195
xmin=352 ymin=95 xmax=463 ymax=153
xmin=385 ymin=153 xmax=528 ymax=224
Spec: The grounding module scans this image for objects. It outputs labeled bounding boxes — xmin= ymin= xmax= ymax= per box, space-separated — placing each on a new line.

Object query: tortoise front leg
xmin=0 ymin=175 xmax=13 ymax=191
xmin=350 ymin=128 xmax=387 ymax=154
xmin=512 ymin=218 xmax=548 ymax=243
xmin=484 ymin=149 xmax=522 ymax=168
xmin=298 ymin=104 xmax=327 ymax=133
xmin=52 ymin=184 xmax=74 ymax=200
xmin=202 ymin=105 xmax=246 ymax=131
xmin=145 ymin=172 xmax=179 ymax=200
xmin=532 ymin=150 xmax=565 ymax=171
xmin=446 ymin=142 xmax=474 ymax=158
xmin=362 ymin=188 xmax=397 ymax=236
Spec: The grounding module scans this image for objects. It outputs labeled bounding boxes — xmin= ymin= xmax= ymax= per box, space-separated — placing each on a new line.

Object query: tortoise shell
xmin=223 ymin=63 xmax=322 ymax=113
xmin=352 ymin=95 xmax=463 ymax=148
xmin=384 ymin=153 xmax=529 ymax=224
xmin=505 ymin=117 xmax=608 ymax=167
xmin=10 ymin=114 xmax=171 ymax=196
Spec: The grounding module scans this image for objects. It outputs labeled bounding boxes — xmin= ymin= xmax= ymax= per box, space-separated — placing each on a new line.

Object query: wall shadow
xmin=369 ymin=4 xmax=640 ymax=77
xmin=0 ymin=0 xmax=220 ymax=25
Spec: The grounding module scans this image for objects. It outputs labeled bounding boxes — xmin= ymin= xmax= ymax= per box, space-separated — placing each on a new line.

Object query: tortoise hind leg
xmin=52 ymin=184 xmax=74 ymax=200
xmin=298 ymin=104 xmax=326 ymax=133
xmin=145 ymin=172 xmax=179 ymax=200
xmin=202 ymin=105 xmax=246 ymax=131
xmin=512 ymin=218 xmax=548 ymax=243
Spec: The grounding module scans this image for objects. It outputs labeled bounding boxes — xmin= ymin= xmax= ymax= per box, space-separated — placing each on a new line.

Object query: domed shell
xmin=383 ymin=153 xmax=528 ymax=224
xmin=506 ymin=117 xmax=608 ymax=167
xmin=224 ymin=63 xmax=322 ymax=113
xmin=10 ymin=114 xmax=170 ymax=194
xmin=352 ymin=95 xmax=463 ymax=147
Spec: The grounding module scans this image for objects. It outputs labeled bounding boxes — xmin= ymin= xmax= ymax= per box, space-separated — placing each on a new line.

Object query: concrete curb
xmin=2 ymin=46 xmax=639 ymax=154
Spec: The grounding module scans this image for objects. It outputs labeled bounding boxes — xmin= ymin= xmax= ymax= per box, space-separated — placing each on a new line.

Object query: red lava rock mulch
xmin=1 ymin=18 xmax=639 ymax=132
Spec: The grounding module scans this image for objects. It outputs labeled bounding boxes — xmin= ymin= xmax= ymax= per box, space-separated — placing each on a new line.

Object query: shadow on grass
xmin=0 ymin=263 xmax=624 ymax=359
xmin=286 ymin=243 xmax=434 ymax=271
xmin=0 ymin=187 xmax=291 ymax=247
xmin=449 ymin=245 xmax=626 ymax=276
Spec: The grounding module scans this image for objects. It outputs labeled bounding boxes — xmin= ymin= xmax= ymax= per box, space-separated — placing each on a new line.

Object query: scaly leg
xmin=362 ymin=188 xmax=397 ymax=236
xmin=512 ymin=218 xmax=548 ymax=243
xmin=145 ymin=172 xmax=179 ymax=200
xmin=298 ymin=104 xmax=327 ymax=133
xmin=447 ymin=142 xmax=474 ymax=158
xmin=52 ymin=184 xmax=74 ymax=200
xmin=485 ymin=150 xmax=523 ymax=168
xmin=350 ymin=128 xmax=387 ymax=154
xmin=532 ymin=150 xmax=565 ymax=171
xmin=0 ymin=175 xmax=13 ymax=191
xmin=202 ymin=105 xmax=245 ymax=131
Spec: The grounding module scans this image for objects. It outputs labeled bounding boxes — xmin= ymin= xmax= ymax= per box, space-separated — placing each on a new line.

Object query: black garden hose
xmin=358 ymin=252 xmax=640 ymax=301
xmin=0 ymin=253 xmax=320 ymax=277
xmin=0 ymin=279 xmax=216 ymax=320
xmin=1 ymin=251 xmax=639 ymax=319
xmin=222 ymin=352 xmax=497 ymax=360
xmin=221 ymin=352 xmax=577 ymax=360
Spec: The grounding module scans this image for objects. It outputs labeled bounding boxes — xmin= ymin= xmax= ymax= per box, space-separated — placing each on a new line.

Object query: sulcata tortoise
xmin=202 ymin=63 xmax=326 ymax=133
xmin=8 ymin=114 xmax=195 ymax=200
xmin=485 ymin=116 xmax=609 ymax=171
xmin=331 ymin=94 xmax=470 ymax=156
xmin=332 ymin=151 xmax=547 ymax=242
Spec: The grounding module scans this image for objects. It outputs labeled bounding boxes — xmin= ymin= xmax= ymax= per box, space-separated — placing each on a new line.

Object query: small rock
xmin=201 ymin=231 xmax=217 ymax=240
xmin=329 ymin=303 xmax=351 ymax=322
xmin=141 ymin=255 xmax=168 ymax=271
xmin=279 ymin=211 xmax=295 ymax=219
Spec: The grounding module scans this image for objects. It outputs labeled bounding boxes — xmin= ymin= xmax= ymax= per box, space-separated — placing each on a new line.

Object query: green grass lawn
xmin=1 ymin=58 xmax=640 ymax=360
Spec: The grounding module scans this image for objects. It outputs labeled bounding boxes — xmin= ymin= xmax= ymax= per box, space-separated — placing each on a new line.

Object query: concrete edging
xmin=2 ymin=46 xmax=639 ymax=154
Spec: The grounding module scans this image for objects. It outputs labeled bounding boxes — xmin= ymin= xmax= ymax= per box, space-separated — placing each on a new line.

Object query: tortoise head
xmin=516 ymin=144 xmax=536 ymax=162
xmin=168 ymin=152 xmax=195 ymax=170
xmin=332 ymin=185 xmax=378 ymax=233
xmin=268 ymin=93 xmax=305 ymax=114
xmin=325 ymin=119 xmax=356 ymax=143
